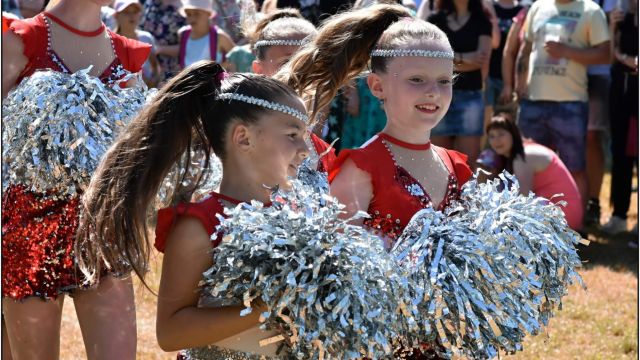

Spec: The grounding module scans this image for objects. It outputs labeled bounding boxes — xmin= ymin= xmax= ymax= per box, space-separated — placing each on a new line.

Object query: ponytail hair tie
xmin=216 ymin=71 xmax=229 ymax=81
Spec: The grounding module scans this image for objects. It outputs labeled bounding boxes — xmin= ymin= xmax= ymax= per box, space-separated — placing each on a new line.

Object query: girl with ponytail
xmin=278 ymin=3 xmax=472 ymax=245
xmin=76 ymin=60 xmax=310 ymax=357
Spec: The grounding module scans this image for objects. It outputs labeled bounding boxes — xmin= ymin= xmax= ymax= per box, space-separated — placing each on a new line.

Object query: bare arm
xmin=455 ymin=35 xmax=492 ymax=72
xmin=499 ymin=20 xmax=522 ymax=103
xmin=156 ymin=218 xmax=263 ymax=352
xmin=2 ymin=30 xmax=28 ymax=98
xmin=329 ymin=159 xmax=373 ymax=224
xmin=515 ymin=39 xmax=532 ymax=99
xmin=512 ymin=156 xmax=534 ymax=196
xmin=544 ymin=40 xmax=611 ymax=65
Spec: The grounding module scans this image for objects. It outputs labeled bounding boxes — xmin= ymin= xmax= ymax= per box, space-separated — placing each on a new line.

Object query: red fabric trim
xmin=8 ymin=14 xmax=48 ymax=80
xmin=154 ymin=194 xmax=226 ymax=253
xmin=43 ymin=12 xmax=105 ymax=36
xmin=110 ymin=31 xmax=152 ymax=73
xmin=378 ymin=133 xmax=431 ymax=150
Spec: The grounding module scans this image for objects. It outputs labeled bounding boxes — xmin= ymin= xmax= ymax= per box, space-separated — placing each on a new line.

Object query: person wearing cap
xmin=114 ymin=0 xmax=161 ymax=86
xmin=155 ymin=0 xmax=235 ymax=70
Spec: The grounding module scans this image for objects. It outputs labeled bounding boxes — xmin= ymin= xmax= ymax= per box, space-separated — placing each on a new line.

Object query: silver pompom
xmin=391 ymin=172 xmax=587 ymax=359
xmin=2 ymin=68 xmax=156 ymax=195
xmin=201 ymin=173 xmax=419 ymax=359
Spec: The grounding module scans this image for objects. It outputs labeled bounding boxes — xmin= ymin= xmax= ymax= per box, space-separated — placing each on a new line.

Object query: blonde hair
xmin=275 ymin=4 xmax=451 ymax=123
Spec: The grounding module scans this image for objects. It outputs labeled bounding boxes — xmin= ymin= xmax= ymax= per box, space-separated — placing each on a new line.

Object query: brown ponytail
xmin=275 ymin=4 xmax=412 ymax=123
xmin=76 ymin=61 xmax=303 ymax=286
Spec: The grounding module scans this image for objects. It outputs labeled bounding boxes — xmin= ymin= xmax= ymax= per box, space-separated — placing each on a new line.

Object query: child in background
xmin=155 ymin=0 xmax=235 ymax=70
xmin=114 ymin=0 xmax=161 ymax=86
xmin=179 ymin=0 xmax=235 ymax=68
xmin=249 ymin=8 xmax=336 ymax=171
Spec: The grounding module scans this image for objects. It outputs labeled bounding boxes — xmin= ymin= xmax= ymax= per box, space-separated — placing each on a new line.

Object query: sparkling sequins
xmin=2 ymin=185 xmax=79 ymax=300
xmin=217 ymin=93 xmax=309 ymax=124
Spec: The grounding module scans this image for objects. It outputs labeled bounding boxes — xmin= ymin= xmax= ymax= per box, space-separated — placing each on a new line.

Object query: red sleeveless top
xmin=154 ymin=192 xmax=243 ymax=253
xmin=9 ymin=13 xmax=151 ymax=86
xmin=328 ymin=133 xmax=472 ymax=241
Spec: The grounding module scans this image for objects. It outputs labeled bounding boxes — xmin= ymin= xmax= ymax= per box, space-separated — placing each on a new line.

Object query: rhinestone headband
xmin=217 ymin=93 xmax=309 ymax=123
xmin=371 ymin=49 xmax=455 ymax=59
xmin=254 ymin=39 xmax=307 ymax=48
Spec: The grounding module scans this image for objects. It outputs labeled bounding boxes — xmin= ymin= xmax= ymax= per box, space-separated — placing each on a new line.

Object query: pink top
xmin=528 ymin=143 xmax=583 ymax=230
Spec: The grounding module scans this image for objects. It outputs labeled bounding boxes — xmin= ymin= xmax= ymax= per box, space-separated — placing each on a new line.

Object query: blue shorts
xmin=432 ymin=90 xmax=484 ymax=137
xmin=517 ymin=99 xmax=588 ymax=171
xmin=484 ymin=77 xmax=503 ymax=107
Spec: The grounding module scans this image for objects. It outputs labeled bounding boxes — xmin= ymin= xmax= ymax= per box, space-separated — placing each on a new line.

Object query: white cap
xmin=179 ymin=0 xmax=214 ymax=16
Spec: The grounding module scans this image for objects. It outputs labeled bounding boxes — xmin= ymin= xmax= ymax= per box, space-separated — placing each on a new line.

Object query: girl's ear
xmin=367 ymin=72 xmax=385 ymax=100
xmin=230 ymin=123 xmax=253 ymax=153
xmin=252 ymin=60 xmax=264 ymax=74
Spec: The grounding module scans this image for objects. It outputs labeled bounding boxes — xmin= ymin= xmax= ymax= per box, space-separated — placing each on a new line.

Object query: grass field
xmin=57 ymin=174 xmax=639 ymax=359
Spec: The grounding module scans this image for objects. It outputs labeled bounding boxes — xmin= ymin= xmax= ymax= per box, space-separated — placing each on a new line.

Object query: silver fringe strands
xmin=2 ymin=68 xmax=156 ymax=195
xmin=200 ymin=162 xmax=420 ymax=359
xmin=391 ymin=172 xmax=587 ymax=359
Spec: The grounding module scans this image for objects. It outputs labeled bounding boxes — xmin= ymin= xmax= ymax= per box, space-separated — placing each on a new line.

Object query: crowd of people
xmin=1 ymin=0 xmax=637 ymax=358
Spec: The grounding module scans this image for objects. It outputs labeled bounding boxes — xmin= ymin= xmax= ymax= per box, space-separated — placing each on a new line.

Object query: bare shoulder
xmin=163 ymin=216 xmax=212 ymax=257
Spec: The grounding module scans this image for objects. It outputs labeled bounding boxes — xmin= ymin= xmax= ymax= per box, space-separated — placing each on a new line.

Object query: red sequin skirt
xmin=2 ymin=184 xmax=81 ymax=300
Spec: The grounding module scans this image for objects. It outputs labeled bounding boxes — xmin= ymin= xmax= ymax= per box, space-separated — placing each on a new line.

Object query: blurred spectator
xmin=583 ymin=0 xmax=617 ymax=229
xmin=113 ymin=0 xmax=161 ymax=86
xmin=428 ymin=0 xmax=493 ymax=168
xmin=2 ymin=0 xmax=21 ymax=18
xmin=340 ymin=76 xmax=388 ymax=149
xmin=141 ymin=0 xmax=187 ymax=81
xmin=226 ymin=43 xmax=255 ymax=72
xmin=485 ymin=115 xmax=583 ymax=230
xmin=602 ymin=0 xmax=638 ymax=236
xmin=211 ymin=0 xmax=243 ymax=42
xmin=101 ymin=2 xmax=118 ymax=30
xmin=498 ymin=4 xmax=528 ymax=106
xmin=484 ymin=0 xmax=522 ymax=120
xmin=515 ymin=0 xmax=610 ymax=229
xmin=177 ymin=0 xmax=235 ymax=68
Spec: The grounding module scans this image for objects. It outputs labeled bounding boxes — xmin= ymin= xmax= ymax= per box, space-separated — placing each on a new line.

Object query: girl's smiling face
xmin=367 ymin=46 xmax=454 ymax=133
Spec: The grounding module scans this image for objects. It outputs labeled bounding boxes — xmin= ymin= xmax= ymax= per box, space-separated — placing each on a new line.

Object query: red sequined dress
xmin=329 ymin=132 xmax=472 ymax=243
xmin=2 ymin=12 xmax=151 ymax=300
xmin=329 ymin=133 xmax=472 ymax=358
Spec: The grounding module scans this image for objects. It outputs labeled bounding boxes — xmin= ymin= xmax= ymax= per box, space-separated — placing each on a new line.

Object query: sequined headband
xmin=371 ymin=49 xmax=455 ymax=59
xmin=217 ymin=93 xmax=309 ymax=123
xmin=254 ymin=39 xmax=307 ymax=48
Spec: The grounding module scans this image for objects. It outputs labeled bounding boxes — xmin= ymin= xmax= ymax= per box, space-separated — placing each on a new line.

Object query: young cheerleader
xmin=248 ymin=8 xmax=336 ymax=172
xmin=1 ymin=0 xmax=150 ymax=358
xmin=76 ymin=61 xmax=310 ymax=358
xmin=278 ymin=4 xmax=473 ymax=248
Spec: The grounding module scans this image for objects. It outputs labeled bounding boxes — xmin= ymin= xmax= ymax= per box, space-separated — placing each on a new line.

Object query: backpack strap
xmin=208 ymin=25 xmax=225 ymax=63
xmin=178 ymin=26 xmax=192 ymax=68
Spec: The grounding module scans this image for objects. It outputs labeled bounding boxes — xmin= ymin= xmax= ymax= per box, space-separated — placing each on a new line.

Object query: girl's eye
xmin=288 ymin=133 xmax=298 ymax=140
xmin=409 ymin=77 xmax=423 ymax=83
xmin=438 ymin=79 xmax=452 ymax=85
